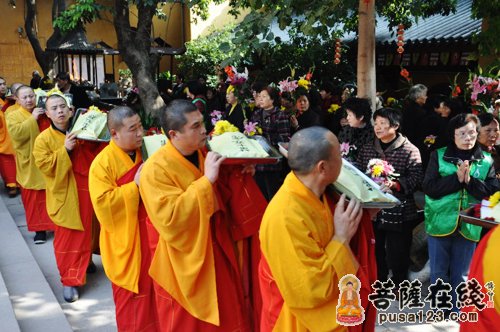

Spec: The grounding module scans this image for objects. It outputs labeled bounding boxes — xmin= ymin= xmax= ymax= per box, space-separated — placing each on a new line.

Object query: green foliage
xmin=118 ymin=68 xmax=132 ymax=79
xmin=176 ymin=25 xmax=237 ymax=80
xmin=53 ymin=0 xmax=105 ymax=33
xmin=471 ymin=0 xmax=500 ymax=55
xmin=158 ymin=70 xmax=172 ymax=80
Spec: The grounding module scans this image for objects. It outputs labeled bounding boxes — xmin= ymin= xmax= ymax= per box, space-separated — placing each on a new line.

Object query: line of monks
xmin=2 ymin=82 xmax=496 ymax=331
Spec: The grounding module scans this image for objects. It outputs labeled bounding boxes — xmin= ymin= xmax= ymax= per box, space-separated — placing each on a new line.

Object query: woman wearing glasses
xmin=423 ymin=113 xmax=500 ymax=316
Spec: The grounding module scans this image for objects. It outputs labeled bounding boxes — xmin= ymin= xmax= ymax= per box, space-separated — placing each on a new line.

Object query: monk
xmin=0 ymin=77 xmax=7 ymax=107
xmin=140 ymin=99 xmax=266 ymax=331
xmin=460 ymin=225 xmax=500 ymax=331
xmin=89 ymin=106 xmax=159 ymax=331
xmin=338 ymin=281 xmax=363 ymax=317
xmin=0 ymin=83 xmax=20 ymax=197
xmin=259 ymin=126 xmax=363 ymax=331
xmin=33 ymin=93 xmax=96 ymax=302
xmin=4 ymin=82 xmax=23 ymax=114
xmin=6 ymin=85 xmax=54 ymax=244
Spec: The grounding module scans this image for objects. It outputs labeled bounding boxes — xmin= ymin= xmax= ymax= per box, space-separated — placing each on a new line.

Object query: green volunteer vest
xmin=424 ymin=147 xmax=492 ymax=242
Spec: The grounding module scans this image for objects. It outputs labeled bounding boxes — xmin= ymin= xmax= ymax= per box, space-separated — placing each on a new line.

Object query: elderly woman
xmin=250 ymin=86 xmax=291 ymax=200
xmin=477 ymin=113 xmax=500 ymax=164
xmin=402 ymin=84 xmax=428 ymax=146
xmin=290 ymin=90 xmax=321 ymax=133
xmin=357 ymin=107 xmax=423 ymax=288
xmin=423 ymin=113 xmax=500 ymax=314
xmin=338 ymin=97 xmax=373 ymax=161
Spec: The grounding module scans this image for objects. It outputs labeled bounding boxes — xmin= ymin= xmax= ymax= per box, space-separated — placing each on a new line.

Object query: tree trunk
xmin=113 ymin=0 xmax=165 ymax=119
xmin=25 ymin=0 xmax=66 ymax=77
xmin=357 ymin=0 xmax=376 ymax=111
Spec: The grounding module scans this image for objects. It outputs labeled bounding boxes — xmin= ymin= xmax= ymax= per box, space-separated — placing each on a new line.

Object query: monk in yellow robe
xmin=89 ymin=106 xmax=159 ymax=331
xmin=6 ymin=85 xmax=54 ymax=244
xmin=140 ymin=99 xmax=266 ymax=331
xmin=0 ymin=77 xmax=7 ymax=108
xmin=33 ymin=93 xmax=99 ymax=302
xmin=259 ymin=127 xmax=363 ymax=332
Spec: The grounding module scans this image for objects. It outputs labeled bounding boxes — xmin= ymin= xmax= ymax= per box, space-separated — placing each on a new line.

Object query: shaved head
xmin=15 ymin=85 xmax=33 ymax=97
xmin=107 ymin=106 xmax=138 ymax=131
xmin=10 ymin=83 xmax=23 ymax=96
xmin=288 ymin=126 xmax=339 ymax=175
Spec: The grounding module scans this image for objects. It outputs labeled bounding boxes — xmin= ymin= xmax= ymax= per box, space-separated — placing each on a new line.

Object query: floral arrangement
xmin=212 ymin=120 xmax=239 ymax=136
xmin=424 ymin=135 xmax=437 ymax=147
xmin=340 ymin=142 xmax=357 ymax=160
xmin=466 ymin=73 xmax=499 ymax=113
xmin=210 ymin=110 xmax=223 ymax=126
xmin=328 ymin=104 xmax=341 ymax=114
xmin=278 ymin=78 xmax=298 ymax=93
xmin=366 ymin=158 xmax=399 ymax=185
xmin=297 ymin=71 xmax=313 ymax=91
xmin=145 ymin=127 xmax=163 ymax=136
xmin=225 ymin=65 xmax=248 ymax=87
xmin=243 ymin=121 xmax=263 ymax=136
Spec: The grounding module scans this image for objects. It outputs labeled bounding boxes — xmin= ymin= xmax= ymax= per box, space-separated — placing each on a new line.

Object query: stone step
xmin=0 ymin=194 xmax=72 ymax=332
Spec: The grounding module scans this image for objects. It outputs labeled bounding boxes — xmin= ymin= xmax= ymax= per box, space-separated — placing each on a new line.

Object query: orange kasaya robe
xmin=139 ymin=140 xmax=266 ymax=331
xmin=6 ymin=106 xmax=54 ymax=232
xmin=89 ymin=140 xmax=159 ymax=332
xmin=0 ymin=105 xmax=16 ymax=188
xmin=33 ymin=126 xmax=103 ymax=286
xmin=460 ymin=226 xmax=500 ymax=331
xmin=259 ymin=172 xmax=366 ymax=332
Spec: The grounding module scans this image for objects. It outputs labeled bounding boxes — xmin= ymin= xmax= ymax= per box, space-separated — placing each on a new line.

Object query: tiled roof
xmin=346 ymin=0 xmax=481 ymax=45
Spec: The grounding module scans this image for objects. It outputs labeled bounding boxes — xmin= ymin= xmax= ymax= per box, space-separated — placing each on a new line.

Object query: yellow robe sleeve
xmin=6 ymin=108 xmax=45 ymax=189
xmin=88 ymin=145 xmax=141 ymax=293
xmin=0 ymin=111 xmax=14 ymax=155
xmin=33 ymin=128 xmax=83 ymax=230
xmin=139 ymin=143 xmax=219 ymax=325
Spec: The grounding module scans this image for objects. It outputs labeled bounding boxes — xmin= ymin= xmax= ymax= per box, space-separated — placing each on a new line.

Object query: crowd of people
xmin=1 ymin=69 xmax=500 ymax=331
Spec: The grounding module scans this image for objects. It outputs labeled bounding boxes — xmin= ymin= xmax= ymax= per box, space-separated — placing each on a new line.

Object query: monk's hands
xmin=332 ymin=194 xmax=363 ymax=244
xmin=134 ymin=164 xmax=144 ymax=186
xmin=205 ymin=151 xmax=226 ymax=184
xmin=32 ymin=107 xmax=45 ymax=120
xmin=64 ymin=131 xmax=77 ymax=151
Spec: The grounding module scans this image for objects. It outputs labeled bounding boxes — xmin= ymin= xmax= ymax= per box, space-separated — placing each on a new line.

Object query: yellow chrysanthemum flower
xmin=88 ymin=105 xmax=102 ymax=113
xmin=387 ymin=97 xmax=396 ymax=106
xmin=328 ymin=104 xmax=340 ymax=114
xmin=372 ymin=165 xmax=384 ymax=177
xmin=226 ymin=85 xmax=235 ymax=94
xmin=297 ymin=79 xmax=311 ymax=90
xmin=213 ymin=120 xmax=239 ymax=136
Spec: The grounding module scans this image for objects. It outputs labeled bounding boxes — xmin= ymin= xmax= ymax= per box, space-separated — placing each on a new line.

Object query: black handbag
xmin=377 ymin=200 xmax=406 ymax=231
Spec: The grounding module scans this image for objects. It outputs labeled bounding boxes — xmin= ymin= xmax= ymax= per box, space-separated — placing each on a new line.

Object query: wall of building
xmin=0 ymin=1 xmax=189 ymax=86
xmin=189 ymin=2 xmax=246 ymax=39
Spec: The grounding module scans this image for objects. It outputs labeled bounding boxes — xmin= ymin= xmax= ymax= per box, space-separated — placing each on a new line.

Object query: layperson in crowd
xmin=477 ymin=113 xmax=500 ymax=176
xmin=89 ymin=106 xmax=159 ymax=331
xmin=402 ymin=84 xmax=428 ymax=146
xmin=6 ymin=85 xmax=54 ymax=244
xmin=250 ymin=86 xmax=291 ymax=200
xmin=338 ymin=97 xmax=374 ymax=162
xmin=357 ymin=108 xmax=423 ymax=288
xmin=423 ymin=113 xmax=499 ymax=314
xmin=223 ymin=85 xmax=246 ymax=132
xmin=290 ymin=89 xmax=321 ymax=134
xmin=33 ymin=93 xmax=96 ymax=302
xmin=140 ymin=99 xmax=266 ymax=331
xmin=55 ymin=72 xmax=92 ymax=110
xmin=259 ymin=126 xmax=363 ymax=331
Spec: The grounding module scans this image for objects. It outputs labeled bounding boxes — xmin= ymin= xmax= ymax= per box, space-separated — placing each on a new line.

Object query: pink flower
xmin=278 ymin=79 xmax=299 ymax=93
xmin=210 ymin=110 xmax=223 ymax=125
xmin=340 ymin=142 xmax=350 ymax=156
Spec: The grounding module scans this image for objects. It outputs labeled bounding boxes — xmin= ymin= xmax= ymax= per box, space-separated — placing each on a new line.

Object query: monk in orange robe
xmin=89 ymin=106 xmax=159 ymax=331
xmin=140 ymin=99 xmax=266 ymax=331
xmin=460 ymin=225 xmax=500 ymax=331
xmin=6 ymin=85 xmax=54 ymax=243
xmin=259 ymin=127 xmax=365 ymax=332
xmin=33 ymin=93 xmax=100 ymax=302
xmin=0 ymin=82 xmax=21 ymax=197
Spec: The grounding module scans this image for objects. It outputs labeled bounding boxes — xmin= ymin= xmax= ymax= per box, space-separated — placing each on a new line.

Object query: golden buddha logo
xmin=336 ymin=274 xmax=365 ymax=326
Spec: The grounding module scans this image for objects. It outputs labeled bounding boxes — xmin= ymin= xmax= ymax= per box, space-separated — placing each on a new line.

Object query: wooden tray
xmin=459 ymin=207 xmax=500 ymax=229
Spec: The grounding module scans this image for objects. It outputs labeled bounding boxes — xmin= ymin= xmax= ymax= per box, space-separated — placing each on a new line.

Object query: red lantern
xmin=396 ymin=24 xmax=405 ymax=54
xmin=334 ymin=38 xmax=342 ymax=65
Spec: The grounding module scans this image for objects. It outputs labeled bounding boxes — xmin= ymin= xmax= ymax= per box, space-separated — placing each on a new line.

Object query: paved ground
xmin=0 ymin=189 xmax=116 ymax=332
xmin=0 ymin=185 xmax=463 ymax=331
